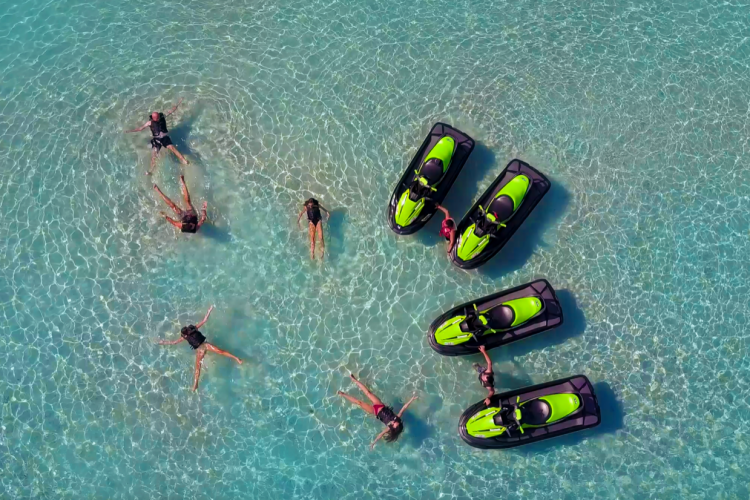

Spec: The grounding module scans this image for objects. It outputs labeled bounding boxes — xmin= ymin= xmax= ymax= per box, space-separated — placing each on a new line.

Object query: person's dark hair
xmin=445 ymin=219 xmax=455 ymax=228
xmin=383 ymin=419 xmax=404 ymax=442
xmin=305 ymin=198 xmax=317 ymax=206
xmin=180 ymin=326 xmax=190 ymax=337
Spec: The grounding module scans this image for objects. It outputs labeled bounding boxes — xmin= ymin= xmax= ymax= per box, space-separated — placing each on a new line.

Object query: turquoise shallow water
xmin=2 ymin=0 xmax=750 ymax=498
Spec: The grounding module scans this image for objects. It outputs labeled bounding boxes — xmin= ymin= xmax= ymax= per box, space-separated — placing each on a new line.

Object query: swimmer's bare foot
xmin=349 ymin=373 xmax=357 ymax=381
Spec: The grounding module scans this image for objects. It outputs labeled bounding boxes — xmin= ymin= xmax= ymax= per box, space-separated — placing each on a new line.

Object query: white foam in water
xmin=1 ymin=0 xmax=750 ymax=498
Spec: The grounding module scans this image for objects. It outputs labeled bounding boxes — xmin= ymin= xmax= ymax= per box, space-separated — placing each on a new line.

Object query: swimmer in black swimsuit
xmin=337 ymin=373 xmax=418 ymax=450
xmin=153 ymin=175 xmax=207 ymax=234
xmin=296 ymin=198 xmax=330 ymax=260
xmin=158 ymin=305 xmax=243 ymax=391
xmin=473 ymin=345 xmax=496 ymax=406
xmin=125 ymin=98 xmax=189 ymax=175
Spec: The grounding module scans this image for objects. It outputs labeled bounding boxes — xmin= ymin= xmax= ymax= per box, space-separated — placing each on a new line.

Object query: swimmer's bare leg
xmin=349 ymin=374 xmax=384 ymax=406
xmin=337 ymin=391 xmax=375 ymax=415
xmin=161 ymin=213 xmax=183 ymax=230
xmin=147 ymin=148 xmax=159 ymax=175
xmin=205 ymin=343 xmax=243 ymax=364
xmin=308 ymin=222 xmax=316 ymax=260
xmin=178 ymin=175 xmax=195 ymax=213
xmin=192 ymin=346 xmax=207 ymax=391
xmin=196 ymin=201 xmax=208 ymax=230
xmin=154 ymin=184 xmax=181 ymax=214
xmin=167 ymin=145 xmax=189 ymax=165
xmin=316 ymin=222 xmax=325 ymax=259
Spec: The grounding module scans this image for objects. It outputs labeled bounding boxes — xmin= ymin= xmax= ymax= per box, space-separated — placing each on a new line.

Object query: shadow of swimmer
xmin=401 ymin=394 xmax=442 ymax=449
xmin=324 ymin=208 xmax=348 ymax=262
xmin=200 ymin=222 xmax=233 ymax=243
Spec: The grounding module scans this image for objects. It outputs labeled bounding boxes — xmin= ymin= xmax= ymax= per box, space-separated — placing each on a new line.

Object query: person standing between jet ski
xmin=473 ymin=345 xmax=495 ymax=406
xmin=435 ymin=204 xmax=456 ymax=253
xmin=125 ymin=98 xmax=190 ymax=175
xmin=153 ymin=175 xmax=207 ymax=234
xmin=158 ymin=306 xmax=243 ymax=391
xmin=337 ymin=374 xmax=418 ymax=450
xmin=297 ymin=198 xmax=330 ymax=260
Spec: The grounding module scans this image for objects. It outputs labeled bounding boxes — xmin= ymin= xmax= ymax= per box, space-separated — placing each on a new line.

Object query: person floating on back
xmin=158 ymin=305 xmax=242 ymax=391
xmin=435 ymin=203 xmax=457 ymax=254
xmin=473 ymin=345 xmax=496 ymax=406
xmin=126 ymin=98 xmax=189 ymax=174
xmin=337 ymin=373 xmax=418 ymax=450
xmin=154 ymin=175 xmax=207 ymax=234
xmin=297 ymin=198 xmax=330 ymax=260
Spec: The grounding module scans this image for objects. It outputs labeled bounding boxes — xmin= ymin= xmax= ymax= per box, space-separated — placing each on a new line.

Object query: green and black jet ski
xmin=388 ymin=123 xmax=475 ymax=235
xmin=450 ymin=159 xmax=550 ymax=269
xmin=458 ymin=375 xmax=601 ymax=449
xmin=427 ymin=280 xmax=563 ymax=356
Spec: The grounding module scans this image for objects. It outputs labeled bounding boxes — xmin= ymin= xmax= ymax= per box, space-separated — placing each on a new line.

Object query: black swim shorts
xmin=150 ymin=135 xmax=174 ymax=152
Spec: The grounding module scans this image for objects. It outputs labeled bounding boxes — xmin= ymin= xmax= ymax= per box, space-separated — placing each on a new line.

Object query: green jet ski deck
xmin=450 ymin=159 xmax=550 ymax=269
xmin=427 ymin=279 xmax=563 ymax=356
xmin=388 ymin=123 xmax=475 ymax=235
xmin=458 ymin=375 xmax=601 ymax=449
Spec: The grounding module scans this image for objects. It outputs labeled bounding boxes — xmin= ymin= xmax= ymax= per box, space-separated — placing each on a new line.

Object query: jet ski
xmin=458 ymin=375 xmax=601 ymax=449
xmin=427 ymin=279 xmax=563 ymax=356
xmin=388 ymin=123 xmax=475 ymax=235
xmin=450 ymin=159 xmax=550 ymax=269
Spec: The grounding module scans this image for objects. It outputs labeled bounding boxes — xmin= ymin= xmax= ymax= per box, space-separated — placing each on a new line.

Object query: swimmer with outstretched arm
xmin=337 ymin=373 xmax=418 ymax=450
xmin=153 ymin=175 xmax=207 ymax=234
xmin=435 ymin=203 xmax=457 ymax=253
xmin=473 ymin=345 xmax=496 ymax=406
xmin=126 ymin=98 xmax=189 ymax=174
xmin=158 ymin=305 xmax=242 ymax=391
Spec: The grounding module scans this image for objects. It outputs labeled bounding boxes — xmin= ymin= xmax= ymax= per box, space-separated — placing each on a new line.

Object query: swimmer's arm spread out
xmin=448 ymin=230 xmax=456 ymax=252
xmin=319 ymin=204 xmax=331 ymax=220
xmin=479 ymin=346 xmax=493 ymax=374
xmin=397 ymin=395 xmax=418 ymax=418
xmin=165 ymin=98 xmax=183 ymax=117
xmin=370 ymin=428 xmax=389 ymax=450
xmin=484 ymin=386 xmax=495 ymax=406
xmin=296 ymin=209 xmax=305 ymax=227
xmin=195 ymin=305 xmax=214 ymax=329
xmin=435 ymin=204 xmax=450 ymax=219
xmin=159 ymin=337 xmax=185 ymax=345
xmin=126 ymin=121 xmax=151 ymax=133
xmin=196 ymin=202 xmax=208 ymax=230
